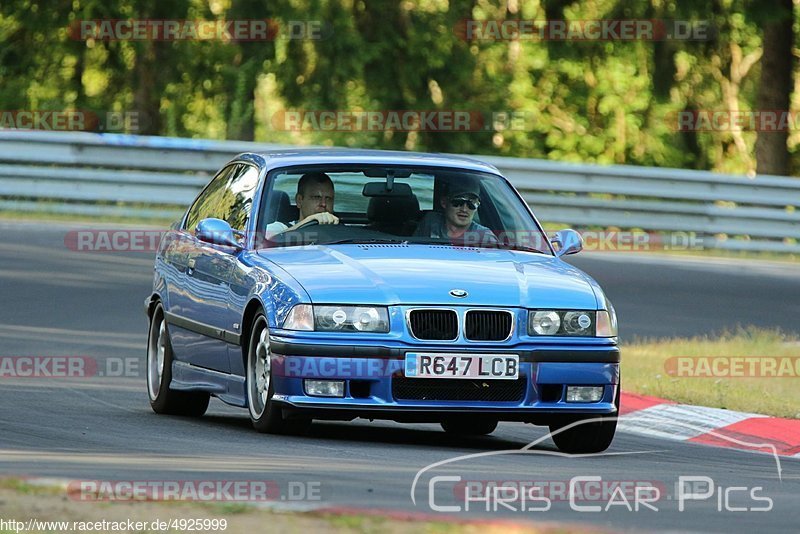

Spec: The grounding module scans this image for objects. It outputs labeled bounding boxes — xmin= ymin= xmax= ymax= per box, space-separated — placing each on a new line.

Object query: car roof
xmin=234 ymin=148 xmax=502 ymax=175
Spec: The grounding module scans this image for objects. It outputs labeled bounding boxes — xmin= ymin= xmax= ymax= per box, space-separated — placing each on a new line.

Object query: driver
xmin=266 ymin=172 xmax=339 ymax=236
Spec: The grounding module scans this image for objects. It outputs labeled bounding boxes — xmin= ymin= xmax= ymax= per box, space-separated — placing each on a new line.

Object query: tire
xmin=441 ymin=417 xmax=498 ymax=436
xmin=548 ymin=386 xmax=619 ymax=454
xmin=246 ymin=313 xmax=311 ymax=435
xmin=147 ymin=302 xmax=210 ymax=417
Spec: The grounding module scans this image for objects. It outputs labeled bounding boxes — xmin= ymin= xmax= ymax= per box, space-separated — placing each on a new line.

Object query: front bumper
xmin=268 ymin=336 xmax=620 ymax=424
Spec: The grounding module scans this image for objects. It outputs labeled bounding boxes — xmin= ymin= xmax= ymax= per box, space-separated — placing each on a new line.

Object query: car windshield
xmin=256 ymin=164 xmax=552 ymax=255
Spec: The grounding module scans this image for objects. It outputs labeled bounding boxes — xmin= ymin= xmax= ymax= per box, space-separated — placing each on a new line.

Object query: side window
xmin=482 ymin=179 xmax=525 ymax=233
xmin=184 ymin=165 xmax=238 ymax=232
xmin=224 ymin=165 xmax=260 ymax=230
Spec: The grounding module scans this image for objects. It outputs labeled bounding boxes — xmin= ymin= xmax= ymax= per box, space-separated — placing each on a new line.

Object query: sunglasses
xmin=449 ymin=197 xmax=480 ymax=210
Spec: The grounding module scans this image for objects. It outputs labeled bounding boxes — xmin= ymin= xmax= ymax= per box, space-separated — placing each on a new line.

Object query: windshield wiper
xmin=404 ymin=238 xmax=549 ymax=254
xmin=322 ymin=238 xmax=409 ymax=245
xmin=262 ymin=237 xmax=410 ymax=248
xmin=308 ymin=237 xmax=549 ymax=254
xmin=489 ymin=242 xmax=550 ymax=255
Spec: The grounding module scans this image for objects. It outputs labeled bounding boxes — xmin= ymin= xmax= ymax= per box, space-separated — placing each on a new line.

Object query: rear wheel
xmin=146 ymin=302 xmax=209 ymax=417
xmin=441 ymin=417 xmax=497 ymax=436
xmin=548 ymin=386 xmax=619 ymax=454
xmin=246 ymin=313 xmax=310 ymax=434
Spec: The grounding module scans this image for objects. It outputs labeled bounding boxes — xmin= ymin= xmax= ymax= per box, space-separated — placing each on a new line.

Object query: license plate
xmin=404 ymin=353 xmax=519 ymax=380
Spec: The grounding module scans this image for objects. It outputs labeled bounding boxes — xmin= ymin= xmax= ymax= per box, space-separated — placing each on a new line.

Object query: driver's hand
xmin=307 ymin=212 xmax=339 ymax=225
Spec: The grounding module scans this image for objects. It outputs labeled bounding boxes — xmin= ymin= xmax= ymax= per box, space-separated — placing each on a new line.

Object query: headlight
xmin=528 ymin=310 xmax=597 ymax=336
xmin=563 ymin=311 xmax=594 ymax=335
xmin=284 ymin=305 xmax=389 ymax=332
xmin=316 ymin=305 xmax=389 ymax=332
xmin=529 ymin=311 xmax=561 ymax=335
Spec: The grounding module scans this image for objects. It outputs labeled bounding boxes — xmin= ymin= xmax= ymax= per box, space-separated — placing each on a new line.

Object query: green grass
xmin=622 ymin=328 xmax=800 ymax=418
xmin=325 ymin=514 xmax=389 ymax=532
xmin=211 ymin=503 xmax=251 ymax=515
xmin=0 ymin=478 xmax=63 ymax=496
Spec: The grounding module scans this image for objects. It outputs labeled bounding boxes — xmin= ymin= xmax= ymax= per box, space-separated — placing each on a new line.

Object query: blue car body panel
xmin=148 ymin=149 xmax=620 ymax=423
xmin=255 ymin=246 xmax=600 ymax=309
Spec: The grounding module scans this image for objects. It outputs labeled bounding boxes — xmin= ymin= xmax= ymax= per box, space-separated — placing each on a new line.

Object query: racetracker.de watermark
xmin=0 ymin=356 xmax=139 ymax=379
xmin=674 ymin=110 xmax=800 ymax=132
xmin=68 ymin=479 xmax=322 ymax=502
xmin=0 ymin=110 xmax=139 ymax=132
xmin=270 ymin=110 xmax=529 ymax=132
xmin=64 ymin=229 xmax=165 ymax=252
xmin=665 ymin=356 xmax=800 ymax=378
xmin=69 ymin=19 xmax=329 ymax=41
xmin=455 ymin=19 xmax=713 ymax=41
xmin=272 ymin=357 xmax=402 ymax=378
xmin=63 ymin=229 xmax=704 ymax=253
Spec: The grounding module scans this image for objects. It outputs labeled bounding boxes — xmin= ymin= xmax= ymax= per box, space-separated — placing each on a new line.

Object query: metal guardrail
xmin=0 ymin=130 xmax=798 ymax=253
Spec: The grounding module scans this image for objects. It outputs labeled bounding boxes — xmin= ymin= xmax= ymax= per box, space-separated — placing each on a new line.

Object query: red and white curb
xmin=619 ymin=392 xmax=800 ymax=457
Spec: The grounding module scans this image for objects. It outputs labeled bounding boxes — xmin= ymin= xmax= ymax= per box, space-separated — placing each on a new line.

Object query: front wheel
xmin=246 ymin=313 xmax=310 ymax=434
xmin=548 ymin=387 xmax=619 ymax=454
xmin=146 ymin=302 xmax=209 ymax=417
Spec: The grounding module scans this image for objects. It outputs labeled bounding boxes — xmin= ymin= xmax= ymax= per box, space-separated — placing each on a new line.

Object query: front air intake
xmin=465 ymin=310 xmax=513 ymax=341
xmin=408 ymin=309 xmax=458 ymax=340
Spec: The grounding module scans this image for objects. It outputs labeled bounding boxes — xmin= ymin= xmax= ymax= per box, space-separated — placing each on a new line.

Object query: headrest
xmin=266 ymin=190 xmax=288 ymax=222
xmin=266 ymin=190 xmax=299 ymax=224
xmin=367 ymin=194 xmax=419 ymax=224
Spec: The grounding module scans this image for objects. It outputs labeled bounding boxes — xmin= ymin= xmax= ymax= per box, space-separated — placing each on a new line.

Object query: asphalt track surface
xmin=1 ymin=221 xmax=798 ymax=533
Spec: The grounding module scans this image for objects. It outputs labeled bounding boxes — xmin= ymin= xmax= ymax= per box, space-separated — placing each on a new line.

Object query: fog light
xmin=304 ymin=379 xmax=345 ymax=397
xmin=566 ymin=386 xmax=604 ymax=403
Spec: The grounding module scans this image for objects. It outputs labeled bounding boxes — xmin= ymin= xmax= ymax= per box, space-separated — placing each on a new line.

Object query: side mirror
xmin=195 ymin=218 xmax=242 ymax=250
xmin=551 ymin=229 xmax=583 ymax=257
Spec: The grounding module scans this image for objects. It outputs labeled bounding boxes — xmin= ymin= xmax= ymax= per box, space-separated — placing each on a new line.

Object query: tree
xmin=754 ymin=0 xmax=794 ymax=176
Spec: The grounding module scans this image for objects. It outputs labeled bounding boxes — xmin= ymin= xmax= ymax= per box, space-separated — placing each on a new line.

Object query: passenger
xmin=414 ymin=177 xmax=497 ymax=245
xmin=266 ymin=172 xmax=339 ymax=236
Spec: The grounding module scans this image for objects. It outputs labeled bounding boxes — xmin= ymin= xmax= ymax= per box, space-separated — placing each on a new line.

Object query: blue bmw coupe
xmin=145 ymin=149 xmax=619 ymax=453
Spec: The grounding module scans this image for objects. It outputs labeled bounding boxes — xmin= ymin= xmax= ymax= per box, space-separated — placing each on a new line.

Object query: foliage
xmin=0 ymin=0 xmax=795 ymax=175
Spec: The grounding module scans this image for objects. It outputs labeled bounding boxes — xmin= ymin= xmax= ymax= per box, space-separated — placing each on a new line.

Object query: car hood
xmin=256 ymin=245 xmax=599 ymax=309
